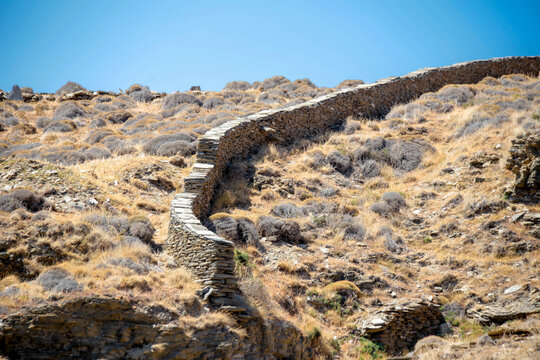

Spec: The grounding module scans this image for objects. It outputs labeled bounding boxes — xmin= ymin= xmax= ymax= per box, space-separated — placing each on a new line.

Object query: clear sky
xmin=1 ymin=0 xmax=538 ymax=93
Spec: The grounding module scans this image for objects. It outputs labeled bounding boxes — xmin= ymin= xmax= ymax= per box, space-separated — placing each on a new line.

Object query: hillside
xmin=0 ymin=63 xmax=539 ymax=359
xmin=210 ymin=73 xmax=539 ymax=358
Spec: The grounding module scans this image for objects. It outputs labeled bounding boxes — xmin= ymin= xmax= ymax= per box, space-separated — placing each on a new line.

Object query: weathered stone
xmin=0 ymin=296 xmax=316 ymax=359
xmin=6 ymin=85 xmax=23 ymax=101
xmin=357 ymin=299 xmax=445 ymax=355
xmin=505 ymin=131 xmax=539 ymax=203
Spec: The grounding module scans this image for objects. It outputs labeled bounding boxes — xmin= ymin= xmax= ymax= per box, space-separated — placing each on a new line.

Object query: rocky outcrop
xmin=59 ymin=90 xmax=96 ymax=101
xmin=506 ymin=131 xmax=539 ymax=202
xmin=467 ymin=292 xmax=540 ymax=325
xmin=0 ymin=296 xmax=315 ymax=360
xmin=356 ymin=299 xmax=445 ymax=355
xmin=166 ymin=56 xmax=540 ymax=306
xmin=6 ymin=85 xmax=23 ymax=101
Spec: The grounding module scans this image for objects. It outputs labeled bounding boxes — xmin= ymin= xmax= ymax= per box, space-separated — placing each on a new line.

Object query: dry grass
xmin=206 ymin=73 xmax=540 ymax=358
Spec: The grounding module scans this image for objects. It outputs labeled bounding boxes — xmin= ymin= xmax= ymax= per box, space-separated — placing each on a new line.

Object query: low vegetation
xmin=0 ymin=73 xmax=538 ymax=358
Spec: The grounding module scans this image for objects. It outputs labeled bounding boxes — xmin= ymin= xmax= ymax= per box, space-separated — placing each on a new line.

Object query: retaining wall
xmin=167 ymin=56 xmax=540 ymax=306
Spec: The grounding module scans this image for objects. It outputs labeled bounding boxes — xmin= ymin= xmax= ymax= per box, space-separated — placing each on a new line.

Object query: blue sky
xmin=0 ymin=0 xmax=538 ymax=93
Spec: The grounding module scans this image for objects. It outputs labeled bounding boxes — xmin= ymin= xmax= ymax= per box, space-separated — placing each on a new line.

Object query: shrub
xmin=364 ymin=136 xmax=386 ymax=153
xmin=0 ymin=189 xmax=47 ymax=213
xmin=202 ymin=96 xmax=225 ymax=109
xmin=271 ymin=203 xmax=308 ymax=218
xmin=10 ymin=189 xmax=47 ymax=212
xmin=343 ymin=120 xmax=362 ymax=134
xmin=234 ymin=249 xmax=251 ymax=267
xmin=303 ymin=200 xmax=339 ymax=215
xmin=430 ymin=86 xmax=475 ymax=105
xmin=130 ymin=87 xmax=153 ymax=102
xmin=89 ymin=117 xmax=107 ymax=128
xmin=107 ymin=257 xmax=149 ymax=275
xmin=36 ymin=117 xmax=52 ymax=129
xmin=37 ymin=268 xmax=83 ymax=293
xmin=83 ymin=146 xmax=111 ymax=160
xmin=0 ymin=286 xmax=20 ymax=297
xmin=386 ymin=102 xmax=428 ymax=121
xmin=94 ymin=95 xmax=112 ymax=103
xmin=31 ymin=211 xmax=50 ymax=222
xmin=44 ymin=121 xmax=76 ymax=133
xmin=388 ymin=140 xmax=431 ymax=171
xmin=320 ymin=187 xmax=338 ymax=198
xmin=326 ymin=150 xmax=351 ymax=174
xmin=55 ymin=81 xmax=86 ymax=95
xmin=86 ymin=214 xmax=130 ymax=235
xmin=156 ymin=140 xmax=196 ymax=157
xmin=453 ymin=113 xmax=511 ymax=138
xmin=105 ymin=110 xmax=133 ymax=124
xmin=257 ymin=92 xmax=282 ymax=105
xmin=122 ymin=236 xmax=145 ymax=247
xmin=103 ymin=138 xmax=135 ymax=155
xmin=224 ymin=81 xmax=251 ymax=90
xmin=142 ymin=133 xmax=196 ymax=155
xmin=162 ymin=92 xmax=202 ymax=110
xmin=40 ymin=150 xmax=85 ymax=165
xmin=257 ymin=216 xmax=305 ymax=244
xmin=84 ymin=129 xmax=116 ymax=144
xmin=2 ymin=116 xmax=19 ymax=127
xmin=340 ymin=219 xmax=366 ymax=241
xmin=19 ymin=104 xmax=34 ymax=112
xmin=239 ymin=95 xmax=255 ymax=105
xmin=354 ymin=138 xmax=432 ymax=172
xmin=126 ymin=84 xmax=153 ymax=103
xmin=360 ymin=159 xmax=380 ymax=178
xmin=191 ymin=126 xmax=209 ymax=135
xmin=53 ymin=102 xmax=87 ymax=120
xmin=370 ymin=201 xmax=391 ymax=216
xmin=381 ymin=191 xmax=407 ymax=212
xmin=384 ymin=235 xmax=406 ymax=254
xmin=94 ymin=103 xmax=117 ymax=112
xmin=0 ymin=194 xmax=22 ymax=212
xmin=278 ymin=82 xmax=300 ymax=93
xmin=109 ymin=216 xmax=130 ymax=234
xmin=262 ymin=76 xmax=290 ymax=90
xmin=129 ymin=221 xmax=155 ymax=244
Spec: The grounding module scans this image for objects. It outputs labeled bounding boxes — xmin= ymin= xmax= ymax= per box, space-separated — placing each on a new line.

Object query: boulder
xmin=7 ymin=85 xmax=23 ymax=101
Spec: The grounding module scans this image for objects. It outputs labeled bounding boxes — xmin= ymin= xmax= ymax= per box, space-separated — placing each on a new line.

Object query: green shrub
xmin=234 ymin=249 xmax=250 ymax=267
xmin=357 ymin=337 xmax=384 ymax=359
xmin=307 ymin=326 xmax=321 ymax=341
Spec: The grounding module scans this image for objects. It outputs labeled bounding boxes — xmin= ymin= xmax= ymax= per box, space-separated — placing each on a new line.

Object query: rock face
xmin=0 ymin=296 xmax=314 ymax=360
xmin=467 ymin=292 xmax=540 ymax=324
xmin=356 ymin=299 xmax=445 ymax=355
xmin=6 ymin=85 xmax=23 ymax=101
xmin=166 ymin=56 xmax=540 ymax=306
xmin=506 ymin=131 xmax=539 ymax=202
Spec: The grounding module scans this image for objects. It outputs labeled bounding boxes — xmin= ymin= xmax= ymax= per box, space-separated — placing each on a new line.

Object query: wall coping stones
xmin=166 ymin=56 xmax=540 ymax=306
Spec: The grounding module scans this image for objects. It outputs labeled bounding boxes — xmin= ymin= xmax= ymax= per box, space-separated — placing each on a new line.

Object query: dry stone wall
xmin=0 ymin=296 xmax=314 ymax=359
xmin=167 ymin=56 xmax=540 ymax=305
xmin=357 ymin=299 xmax=444 ymax=354
xmin=505 ymin=131 xmax=539 ymax=202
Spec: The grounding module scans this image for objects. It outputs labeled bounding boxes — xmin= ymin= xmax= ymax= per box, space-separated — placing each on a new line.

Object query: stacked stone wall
xmin=167 ymin=56 xmax=540 ymax=305
xmin=357 ymin=299 xmax=444 ymax=354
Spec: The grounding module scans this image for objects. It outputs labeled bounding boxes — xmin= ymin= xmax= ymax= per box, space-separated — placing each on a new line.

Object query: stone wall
xmin=167 ymin=56 xmax=540 ymax=304
xmin=505 ymin=131 xmax=539 ymax=203
xmin=357 ymin=299 xmax=444 ymax=355
xmin=0 ymin=296 xmax=315 ymax=359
